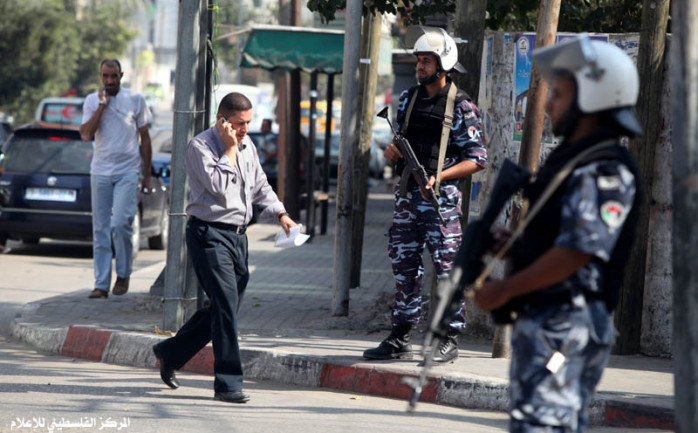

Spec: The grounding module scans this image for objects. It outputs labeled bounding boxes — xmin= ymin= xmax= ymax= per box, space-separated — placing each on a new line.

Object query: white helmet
xmin=533 ymin=34 xmax=642 ymax=136
xmin=411 ymin=26 xmax=465 ymax=73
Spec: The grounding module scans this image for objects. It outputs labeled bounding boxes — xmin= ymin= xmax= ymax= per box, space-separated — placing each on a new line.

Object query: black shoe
xmin=112 ymin=276 xmax=129 ymax=296
xmin=88 ymin=289 xmax=108 ymax=299
xmin=363 ymin=325 xmax=413 ymax=360
xmin=152 ymin=344 xmax=179 ymax=389
xmin=214 ymin=391 xmax=250 ymax=404
xmin=432 ymin=333 xmax=459 ymax=364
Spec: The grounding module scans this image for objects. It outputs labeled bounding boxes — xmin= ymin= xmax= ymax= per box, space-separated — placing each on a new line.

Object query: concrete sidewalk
xmin=9 ymin=184 xmax=674 ymax=431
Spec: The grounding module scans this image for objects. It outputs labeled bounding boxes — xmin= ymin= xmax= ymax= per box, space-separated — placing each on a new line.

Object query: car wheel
xmin=131 ymin=211 xmax=141 ymax=259
xmin=148 ymin=207 xmax=169 ymax=250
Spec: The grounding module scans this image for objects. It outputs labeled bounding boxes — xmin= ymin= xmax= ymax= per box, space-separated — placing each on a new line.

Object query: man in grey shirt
xmin=152 ymin=92 xmax=296 ymax=404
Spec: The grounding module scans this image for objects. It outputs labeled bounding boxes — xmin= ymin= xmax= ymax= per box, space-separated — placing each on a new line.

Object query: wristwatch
xmin=277 ymin=211 xmax=290 ymax=221
xmin=99 ymin=100 xmax=108 ymax=106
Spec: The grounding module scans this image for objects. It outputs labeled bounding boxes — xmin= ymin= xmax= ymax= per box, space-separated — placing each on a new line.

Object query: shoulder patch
xmin=600 ymin=200 xmax=625 ymax=228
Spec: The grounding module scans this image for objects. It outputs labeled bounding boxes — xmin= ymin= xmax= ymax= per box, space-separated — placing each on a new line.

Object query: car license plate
xmin=25 ymin=187 xmax=77 ymax=202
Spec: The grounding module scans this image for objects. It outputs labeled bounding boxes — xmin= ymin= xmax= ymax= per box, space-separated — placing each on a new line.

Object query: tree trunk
xmin=332 ymin=0 xmax=362 ymax=316
xmin=614 ymin=0 xmax=670 ymax=355
xmin=499 ymin=0 xmax=561 ymax=359
xmin=671 ymin=0 xmax=698 ymax=429
xmin=349 ymin=13 xmax=381 ymax=289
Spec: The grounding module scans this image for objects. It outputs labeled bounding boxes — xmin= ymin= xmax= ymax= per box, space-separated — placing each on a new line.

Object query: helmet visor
xmin=533 ymin=33 xmax=598 ymax=83
xmin=406 ymin=26 xmax=449 ymax=52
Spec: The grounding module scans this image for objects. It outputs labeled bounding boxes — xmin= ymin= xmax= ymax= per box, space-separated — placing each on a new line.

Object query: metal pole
xmin=331 ymin=0 xmax=362 ymax=316
xmin=305 ymin=71 xmax=318 ymax=239
xmin=320 ymin=74 xmax=334 ymax=235
xmin=163 ymin=0 xmax=202 ymax=332
xmin=195 ymin=0 xmax=215 ymax=311
xmin=235 ymin=0 xmax=243 ymax=84
xmin=672 ymin=0 xmax=698 ymax=429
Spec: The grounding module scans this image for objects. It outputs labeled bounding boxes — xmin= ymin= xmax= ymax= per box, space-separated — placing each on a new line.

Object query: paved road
xmin=0 ymin=336 xmax=667 ymax=433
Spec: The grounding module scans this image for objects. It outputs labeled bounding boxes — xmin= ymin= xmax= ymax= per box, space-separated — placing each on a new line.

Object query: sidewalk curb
xmin=10 ymin=323 xmax=674 ymax=430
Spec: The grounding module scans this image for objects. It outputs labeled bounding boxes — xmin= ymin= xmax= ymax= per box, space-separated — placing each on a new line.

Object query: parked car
xmin=247 ymin=131 xmax=278 ymax=190
xmin=372 ymin=123 xmax=393 ymax=150
xmin=34 ymin=97 xmax=85 ymax=129
xmin=314 ymin=131 xmax=386 ymax=181
xmin=149 ymin=127 xmax=173 ymax=185
xmin=0 ymin=126 xmax=170 ymax=256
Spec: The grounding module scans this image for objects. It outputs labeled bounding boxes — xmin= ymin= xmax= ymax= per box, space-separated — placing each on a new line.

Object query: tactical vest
xmin=510 ymin=130 xmax=642 ymax=312
xmin=396 ymin=84 xmax=470 ymax=177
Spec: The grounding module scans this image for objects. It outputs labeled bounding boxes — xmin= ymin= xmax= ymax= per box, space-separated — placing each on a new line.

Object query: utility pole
xmin=349 ymin=12 xmax=382 ymax=289
xmin=163 ymin=0 xmax=205 ymax=331
xmin=614 ymin=0 xmax=670 ymax=355
xmin=451 ymin=0 xmax=486 ymax=342
xmin=276 ymin=0 xmax=302 ymax=219
xmin=498 ymin=0 xmax=561 ymax=359
xmin=305 ymin=71 xmax=319 ymax=238
xmin=332 ymin=0 xmax=362 ymax=316
xmin=671 ymin=0 xmax=698 ymax=429
xmin=453 ymin=0 xmax=486 ymax=100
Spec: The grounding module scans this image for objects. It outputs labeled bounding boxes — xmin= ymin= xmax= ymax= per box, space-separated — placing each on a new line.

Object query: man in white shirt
xmin=79 ymin=59 xmax=152 ymax=299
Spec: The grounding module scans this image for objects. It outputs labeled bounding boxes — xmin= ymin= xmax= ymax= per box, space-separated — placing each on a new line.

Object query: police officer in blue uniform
xmin=363 ymin=27 xmax=487 ymax=363
xmin=475 ymin=36 xmax=643 ymax=432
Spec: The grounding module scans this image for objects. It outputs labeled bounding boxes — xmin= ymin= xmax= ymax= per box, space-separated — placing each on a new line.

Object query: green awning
xmin=240 ymin=25 xmax=344 ymax=74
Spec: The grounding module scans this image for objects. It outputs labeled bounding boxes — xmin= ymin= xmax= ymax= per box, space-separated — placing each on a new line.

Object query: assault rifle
xmin=405 ymin=158 xmax=531 ymax=411
xmin=376 ymin=106 xmax=447 ymax=226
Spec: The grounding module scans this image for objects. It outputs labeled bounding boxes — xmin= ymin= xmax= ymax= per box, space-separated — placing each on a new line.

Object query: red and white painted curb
xmin=12 ymin=324 xmax=674 ymax=431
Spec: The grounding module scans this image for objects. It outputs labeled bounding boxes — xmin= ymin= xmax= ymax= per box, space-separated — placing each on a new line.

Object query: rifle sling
xmin=469 ymin=139 xmax=618 ymax=293
xmin=435 ymin=83 xmax=458 ymax=193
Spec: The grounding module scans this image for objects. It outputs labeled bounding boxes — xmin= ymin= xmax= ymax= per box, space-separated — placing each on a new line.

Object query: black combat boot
xmin=432 ymin=329 xmax=459 ymax=363
xmin=363 ymin=324 xmax=413 ymax=360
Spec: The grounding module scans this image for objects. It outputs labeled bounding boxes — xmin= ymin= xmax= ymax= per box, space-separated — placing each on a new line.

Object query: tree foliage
xmin=307 ymin=0 xmax=456 ymax=25
xmin=213 ymin=0 xmax=258 ymax=79
xmin=307 ymin=0 xmax=641 ymax=33
xmin=0 ymin=0 xmax=138 ymax=125
xmin=486 ymin=0 xmax=643 ymax=33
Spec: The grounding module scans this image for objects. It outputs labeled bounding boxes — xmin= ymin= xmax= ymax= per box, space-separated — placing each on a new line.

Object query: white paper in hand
xmin=274 ymin=224 xmax=310 ymax=248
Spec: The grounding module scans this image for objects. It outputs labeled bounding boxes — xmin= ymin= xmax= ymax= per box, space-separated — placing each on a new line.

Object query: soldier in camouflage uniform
xmin=474 ymin=36 xmax=643 ymax=432
xmin=363 ymin=27 xmax=487 ymax=363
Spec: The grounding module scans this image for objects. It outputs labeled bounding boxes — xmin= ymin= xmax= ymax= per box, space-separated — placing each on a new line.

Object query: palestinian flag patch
xmin=600 ymin=201 xmax=625 ymax=228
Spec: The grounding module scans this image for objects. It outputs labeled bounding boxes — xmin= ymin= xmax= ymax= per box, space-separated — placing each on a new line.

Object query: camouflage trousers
xmin=388 ymin=182 xmax=465 ymax=329
xmin=509 ymin=300 xmax=614 ymax=433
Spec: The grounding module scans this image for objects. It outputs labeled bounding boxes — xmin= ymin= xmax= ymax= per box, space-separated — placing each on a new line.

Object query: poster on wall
xmin=513 ymin=33 xmax=610 ymax=145
xmin=513 ymin=33 xmax=536 ymax=143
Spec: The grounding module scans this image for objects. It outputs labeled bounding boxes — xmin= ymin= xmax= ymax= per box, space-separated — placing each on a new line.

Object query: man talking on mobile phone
xmin=152 ymin=92 xmax=296 ymax=404
xmin=80 ymin=59 xmax=152 ymax=300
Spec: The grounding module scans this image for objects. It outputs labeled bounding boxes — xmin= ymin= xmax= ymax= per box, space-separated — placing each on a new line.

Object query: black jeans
xmin=156 ymin=218 xmax=249 ymax=393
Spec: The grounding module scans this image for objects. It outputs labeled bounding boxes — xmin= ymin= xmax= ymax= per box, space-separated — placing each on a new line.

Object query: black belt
xmin=189 ymin=216 xmax=247 ymax=234
xmin=519 ymin=289 xmax=606 ymax=312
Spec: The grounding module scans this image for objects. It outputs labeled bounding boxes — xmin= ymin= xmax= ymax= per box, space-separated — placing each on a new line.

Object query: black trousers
xmin=156 ymin=218 xmax=249 ymax=392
